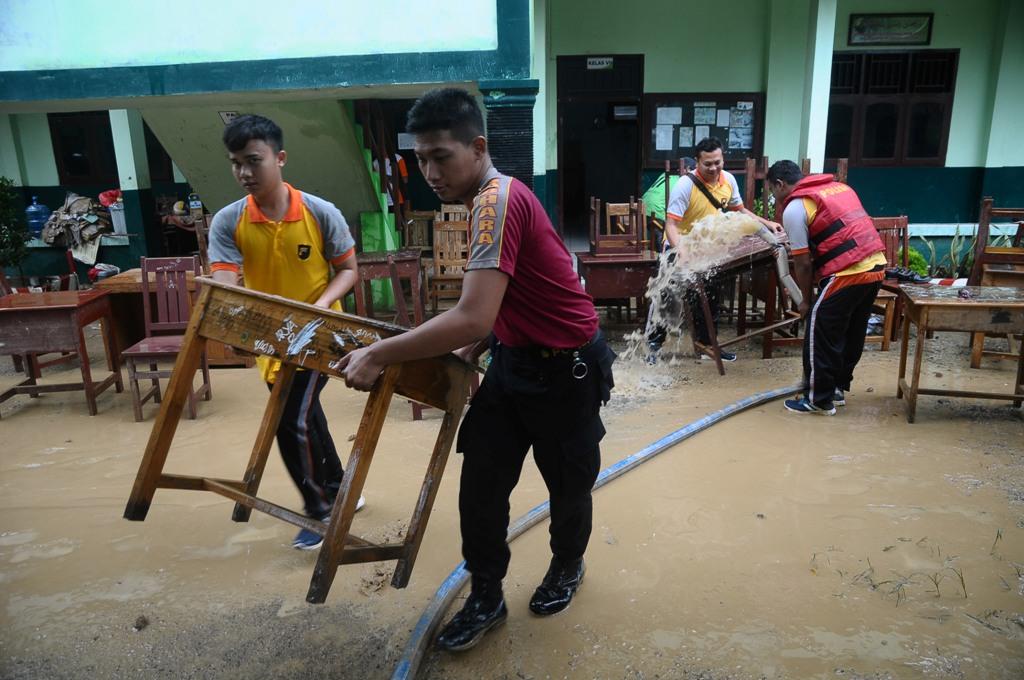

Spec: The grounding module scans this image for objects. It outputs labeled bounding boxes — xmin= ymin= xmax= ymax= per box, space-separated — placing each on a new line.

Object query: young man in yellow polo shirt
xmin=647 ymin=137 xmax=779 ymax=362
xmin=208 ymin=114 xmax=362 ymax=549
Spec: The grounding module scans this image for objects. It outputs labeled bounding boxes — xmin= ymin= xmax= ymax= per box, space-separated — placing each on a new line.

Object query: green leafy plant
xmin=0 ymin=176 xmax=32 ymax=280
xmin=899 ymin=246 xmax=929 ymax=277
xmin=916 ymin=235 xmax=939 ymax=275
xmin=948 ymin=224 xmax=978 ymax=279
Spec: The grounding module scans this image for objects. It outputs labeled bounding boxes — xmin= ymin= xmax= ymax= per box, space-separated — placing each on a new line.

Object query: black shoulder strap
xmin=687 ymin=172 xmax=729 ymax=212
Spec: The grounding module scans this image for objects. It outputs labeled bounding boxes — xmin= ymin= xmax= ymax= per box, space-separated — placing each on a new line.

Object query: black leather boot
xmin=529 ymin=557 xmax=585 ymax=616
xmin=435 ymin=580 xmax=507 ymax=652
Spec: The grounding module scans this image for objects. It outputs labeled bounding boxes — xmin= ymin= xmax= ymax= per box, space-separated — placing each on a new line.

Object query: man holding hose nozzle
xmin=767 ymin=160 xmax=887 ymax=415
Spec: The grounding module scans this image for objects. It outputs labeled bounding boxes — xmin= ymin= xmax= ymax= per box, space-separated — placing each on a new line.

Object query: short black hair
xmin=406 ymin=88 xmax=484 ymax=144
xmin=222 ymin=114 xmax=284 ymax=153
xmin=695 ymin=137 xmax=723 ymax=157
xmin=767 ymin=160 xmax=803 ymax=186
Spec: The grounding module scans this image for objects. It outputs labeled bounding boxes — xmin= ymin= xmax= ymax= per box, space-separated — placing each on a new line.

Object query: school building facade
xmin=1 ymin=0 xmax=1021 ymax=279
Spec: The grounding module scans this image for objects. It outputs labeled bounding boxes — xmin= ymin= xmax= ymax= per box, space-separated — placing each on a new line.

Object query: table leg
xmin=124 ymin=287 xmax=212 ymax=521
xmin=232 ymin=364 xmax=296 ymax=522
xmin=392 ymin=370 xmax=472 ymax=588
xmin=763 ymin=268 xmax=778 ymax=359
xmin=1014 ymin=337 xmax=1023 ymax=409
xmin=970 ymin=331 xmax=985 ymax=368
xmin=75 ymin=326 xmax=98 ymax=416
xmin=307 ymin=365 xmax=399 ymax=604
xmin=907 ymin=310 xmax=928 ymax=423
xmin=103 ymin=312 xmax=123 ymax=393
xmin=696 ymin=282 xmax=725 ymax=376
xmin=410 ymin=268 xmax=424 ymax=327
xmin=897 ymin=313 xmax=911 ymax=399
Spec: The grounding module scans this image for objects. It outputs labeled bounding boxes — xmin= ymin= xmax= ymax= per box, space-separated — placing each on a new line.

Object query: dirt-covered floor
xmin=1 ymin=321 xmax=1022 ymax=680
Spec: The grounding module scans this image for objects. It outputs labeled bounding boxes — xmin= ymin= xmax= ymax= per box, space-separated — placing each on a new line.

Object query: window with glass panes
xmin=825 ymin=50 xmax=957 ymax=167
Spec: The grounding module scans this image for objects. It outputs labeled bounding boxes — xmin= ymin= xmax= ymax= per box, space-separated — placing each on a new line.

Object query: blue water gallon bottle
xmin=25 ymin=196 xmax=51 ymax=238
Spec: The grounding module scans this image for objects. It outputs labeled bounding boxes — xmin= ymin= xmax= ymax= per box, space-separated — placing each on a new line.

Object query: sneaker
xmin=784 ymin=396 xmax=836 ymax=416
xmin=292 ymin=496 xmax=366 ymax=550
xmin=528 ymin=557 xmax=585 ymax=616
xmin=833 ymin=389 xmax=846 ymax=406
xmin=435 ymin=593 xmax=508 ymax=652
xmin=701 ymin=350 xmax=737 ymax=362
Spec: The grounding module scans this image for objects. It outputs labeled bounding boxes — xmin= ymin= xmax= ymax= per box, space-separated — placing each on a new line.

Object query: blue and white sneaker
xmin=784 ymin=396 xmax=836 ymax=416
xmin=833 ymin=389 xmax=846 ymax=406
xmin=292 ymin=496 xmax=366 ymax=550
xmin=701 ymin=350 xmax=737 ymax=362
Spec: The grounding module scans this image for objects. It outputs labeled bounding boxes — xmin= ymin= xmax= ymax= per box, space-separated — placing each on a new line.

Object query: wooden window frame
xmin=826 ymin=49 xmax=957 ymax=168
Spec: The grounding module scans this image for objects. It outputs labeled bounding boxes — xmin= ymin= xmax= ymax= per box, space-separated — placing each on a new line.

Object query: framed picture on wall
xmin=848 ymin=13 xmax=933 ymax=46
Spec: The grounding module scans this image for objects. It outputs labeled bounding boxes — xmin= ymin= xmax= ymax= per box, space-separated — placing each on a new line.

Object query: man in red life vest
xmin=767 ymin=160 xmax=886 ymax=415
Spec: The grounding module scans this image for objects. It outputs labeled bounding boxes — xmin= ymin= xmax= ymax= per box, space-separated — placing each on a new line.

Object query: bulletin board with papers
xmin=643 ymin=92 xmax=765 ymax=170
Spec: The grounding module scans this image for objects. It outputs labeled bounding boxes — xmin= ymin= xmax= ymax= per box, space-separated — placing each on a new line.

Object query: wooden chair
xmin=121 ymin=256 xmax=212 ymax=422
xmin=968 ymin=198 xmax=1024 ymax=367
xmin=194 ymin=215 xmax=212 ymax=275
xmin=404 ymin=210 xmax=434 ymax=252
xmin=429 ymin=211 xmax=471 ymax=314
xmin=869 ymin=216 xmax=909 ymax=351
xmin=589 ymin=197 xmax=644 ymax=255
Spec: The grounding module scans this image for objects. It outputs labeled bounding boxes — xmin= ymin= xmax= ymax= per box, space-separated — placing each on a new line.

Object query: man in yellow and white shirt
xmin=209 ymin=114 xmax=360 ymax=550
xmin=649 ymin=137 xmax=779 ymax=362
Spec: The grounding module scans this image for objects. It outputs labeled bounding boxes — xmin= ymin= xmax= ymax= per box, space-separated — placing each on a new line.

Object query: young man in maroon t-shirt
xmin=339 ymin=88 xmax=615 ymax=651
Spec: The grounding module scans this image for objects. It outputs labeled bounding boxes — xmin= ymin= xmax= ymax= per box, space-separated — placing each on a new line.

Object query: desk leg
xmin=232 ymin=365 xmax=296 ymax=522
xmin=125 ymin=287 xmax=212 ymax=521
xmin=307 ymin=365 xmax=399 ymax=604
xmin=696 ymin=283 xmax=725 ymax=376
xmin=970 ymin=331 xmax=985 ymax=369
xmin=907 ymin=311 xmax=928 ymax=423
xmin=392 ymin=371 xmax=471 ymax=588
xmin=75 ymin=325 xmax=98 ymax=416
xmin=1014 ymin=339 xmax=1023 ymax=409
xmin=103 ymin=311 xmax=123 ymax=393
xmin=897 ymin=313 xmax=911 ymax=399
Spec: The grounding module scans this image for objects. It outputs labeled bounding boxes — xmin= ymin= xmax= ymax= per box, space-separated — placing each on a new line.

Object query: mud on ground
xmin=1 ymin=323 xmax=1022 ymax=679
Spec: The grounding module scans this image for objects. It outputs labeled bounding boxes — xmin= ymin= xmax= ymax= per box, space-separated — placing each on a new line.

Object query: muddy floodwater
xmin=1 ymin=324 xmax=1022 ymax=679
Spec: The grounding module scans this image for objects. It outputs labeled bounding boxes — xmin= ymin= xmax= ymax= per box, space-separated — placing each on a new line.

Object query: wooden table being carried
xmin=685 ymin=235 xmax=801 ymax=375
xmin=123 ymin=279 xmax=477 ymax=603
xmin=897 ymin=285 xmax=1024 ymax=423
xmin=0 ymin=290 xmax=123 ymax=416
xmin=94 ymin=268 xmax=253 ymax=367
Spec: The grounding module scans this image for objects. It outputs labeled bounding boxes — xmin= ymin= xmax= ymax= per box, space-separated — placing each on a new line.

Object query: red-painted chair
xmin=121 ymin=256 xmax=212 ymax=421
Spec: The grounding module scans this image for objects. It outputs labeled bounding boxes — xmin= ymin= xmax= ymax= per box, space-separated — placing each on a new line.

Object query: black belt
xmin=500 ymin=331 xmax=600 ymax=361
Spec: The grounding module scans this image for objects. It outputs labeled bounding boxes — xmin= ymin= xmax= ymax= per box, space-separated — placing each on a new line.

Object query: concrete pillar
xmin=801 ymin=0 xmax=837 ymax=172
xmin=0 ymin=115 xmax=24 ymax=185
xmin=763 ymin=0 xmax=836 ymax=171
xmin=109 ymin=109 xmax=158 ymax=257
xmin=984 ymin=0 xmax=1024 ymax=169
xmin=479 ymin=79 xmax=540 ymax=189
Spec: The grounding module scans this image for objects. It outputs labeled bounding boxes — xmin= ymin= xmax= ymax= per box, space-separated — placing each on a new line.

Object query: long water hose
xmin=391 ymin=383 xmax=801 ymax=680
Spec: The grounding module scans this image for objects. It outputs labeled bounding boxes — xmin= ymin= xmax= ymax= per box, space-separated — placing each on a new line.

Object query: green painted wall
xmin=543 ymin=0 xmax=771 ymax=172
xmin=834 ymin=0 xmax=1000 ymax=168
xmin=141 ymin=100 xmax=378 ymax=224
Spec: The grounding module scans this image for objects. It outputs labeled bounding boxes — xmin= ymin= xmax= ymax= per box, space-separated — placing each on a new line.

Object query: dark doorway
xmin=557 ymin=54 xmax=643 ymax=242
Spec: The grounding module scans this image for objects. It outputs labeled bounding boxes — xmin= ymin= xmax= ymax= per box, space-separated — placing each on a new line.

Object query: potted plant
xmin=0 ymin=176 xmax=32 ymax=286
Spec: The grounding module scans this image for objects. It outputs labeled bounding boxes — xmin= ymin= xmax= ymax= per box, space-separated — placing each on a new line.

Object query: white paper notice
xmin=656 ymin=107 xmax=682 ymax=125
xmin=655 ymin=125 xmax=674 ymax=151
xmin=679 ymin=126 xmax=694 ymax=148
xmin=694 ymin=101 xmax=716 ymax=108
xmin=717 ymin=109 xmax=730 ymax=127
xmin=736 ymin=101 xmax=754 ymax=110
xmin=694 ymin=107 xmax=716 ymax=125
xmin=695 ymin=125 xmax=710 ymax=142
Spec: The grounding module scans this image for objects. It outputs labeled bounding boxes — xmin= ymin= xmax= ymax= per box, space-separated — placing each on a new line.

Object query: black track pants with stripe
xmin=803 ymin=276 xmax=882 ymax=406
xmin=267 ymin=370 xmax=344 ymax=518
